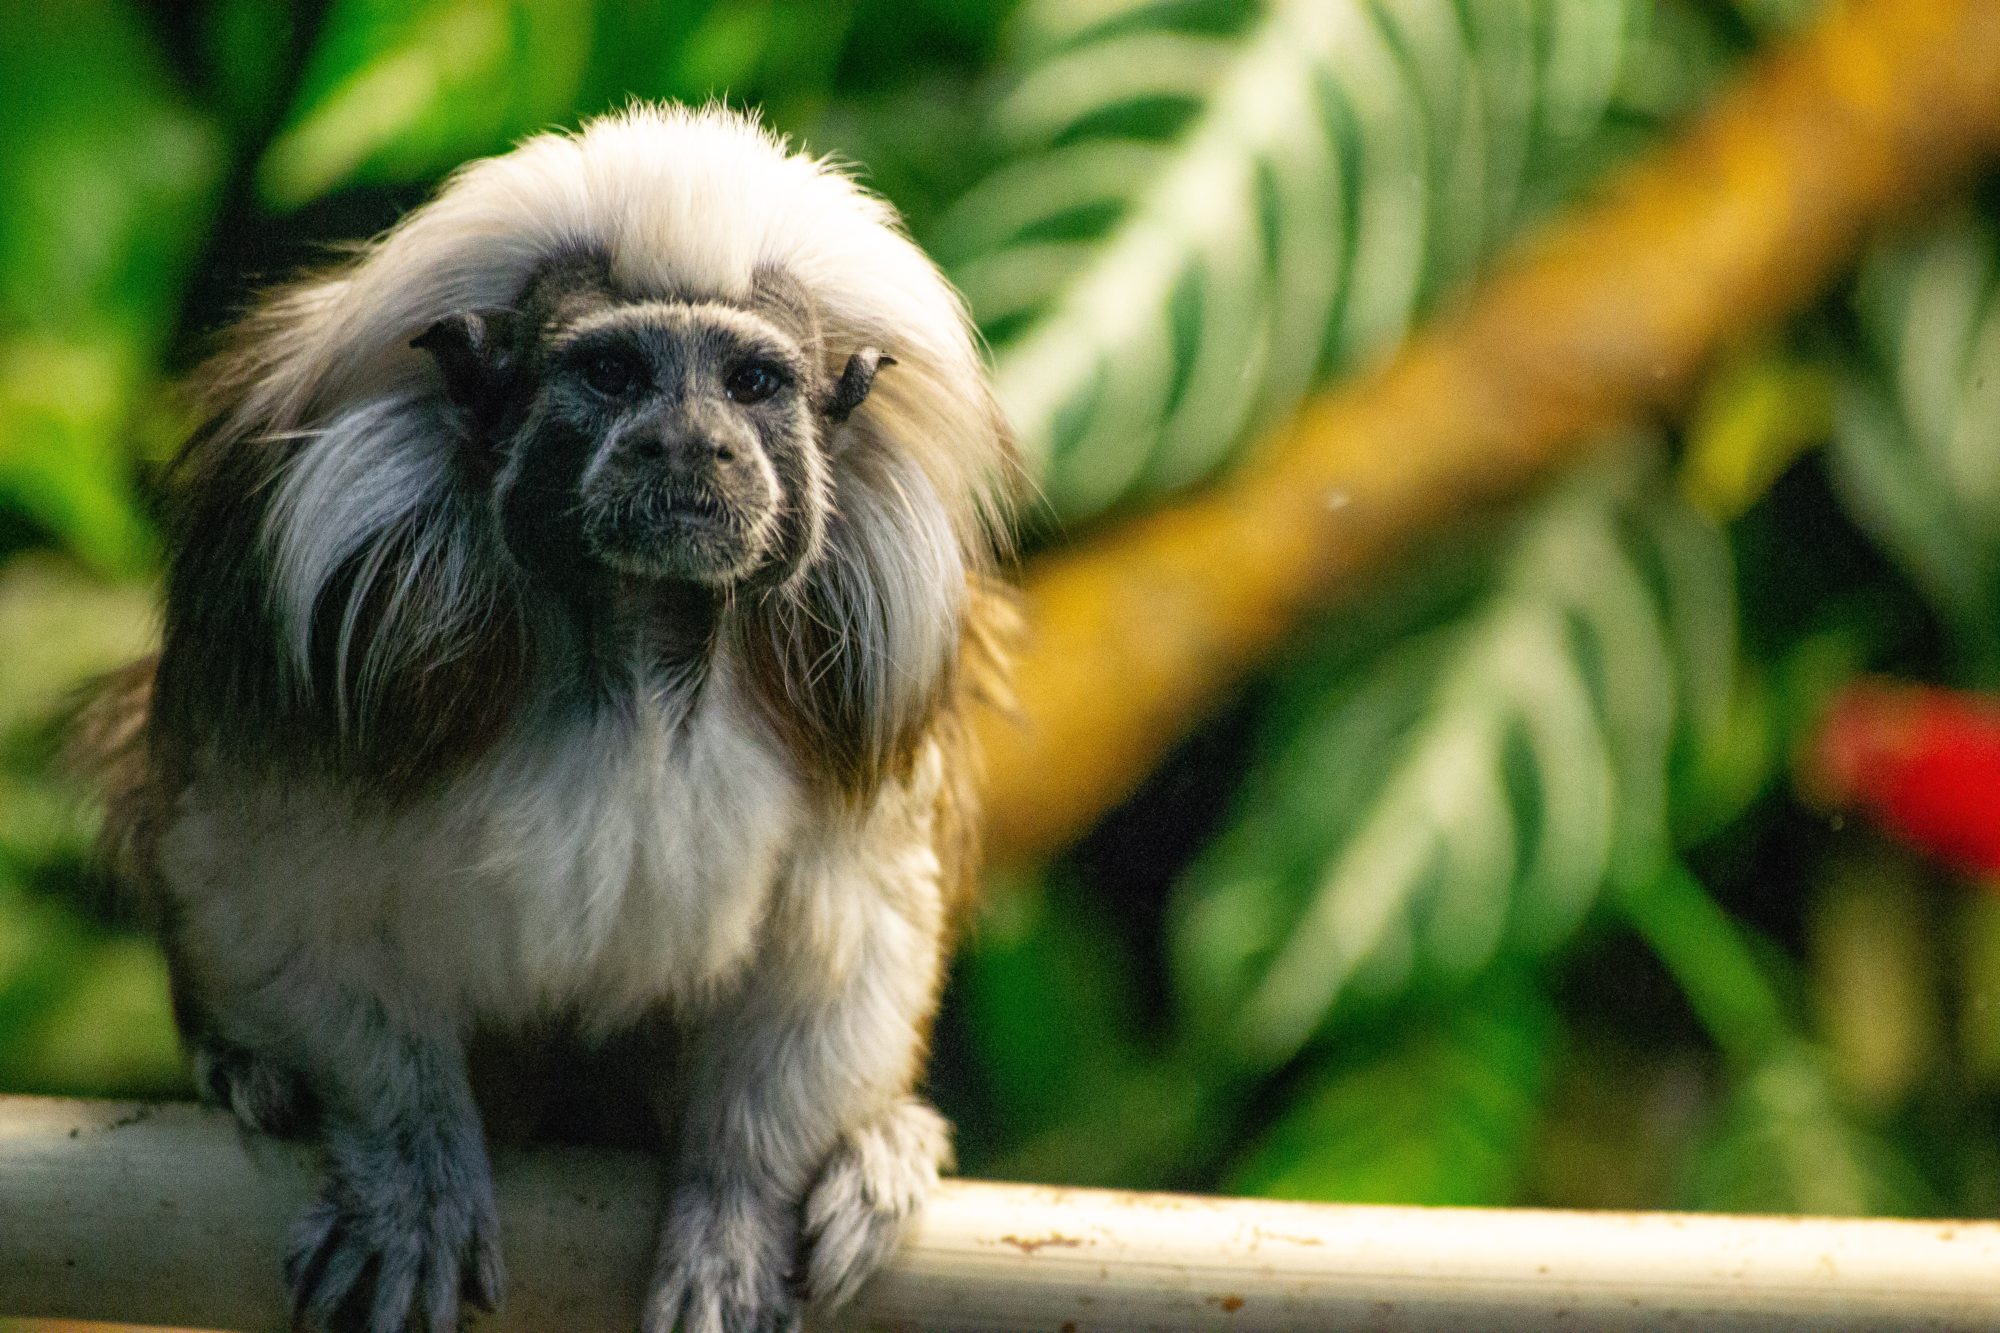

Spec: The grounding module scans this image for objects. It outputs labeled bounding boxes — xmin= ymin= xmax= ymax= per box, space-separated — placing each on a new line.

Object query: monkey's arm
xmin=170 ymin=907 xmax=503 ymax=1332
xmin=644 ymin=792 xmax=951 ymax=1333
xmin=287 ymin=1002 xmax=503 ymax=1332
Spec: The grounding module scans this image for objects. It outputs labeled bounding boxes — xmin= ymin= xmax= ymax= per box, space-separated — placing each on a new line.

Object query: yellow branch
xmin=978 ymin=0 xmax=2000 ymax=865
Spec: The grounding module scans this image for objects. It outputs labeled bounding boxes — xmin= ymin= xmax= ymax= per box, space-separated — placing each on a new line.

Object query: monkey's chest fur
xmin=157 ymin=667 xmax=808 ymax=1036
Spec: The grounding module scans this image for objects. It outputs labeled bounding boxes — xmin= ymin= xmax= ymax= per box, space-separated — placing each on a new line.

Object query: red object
xmin=1811 ymin=681 xmax=2000 ymax=874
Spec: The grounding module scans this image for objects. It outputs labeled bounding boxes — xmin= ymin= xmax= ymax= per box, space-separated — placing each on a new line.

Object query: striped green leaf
xmin=955 ymin=0 xmax=1648 ymax=522
xmin=1830 ymin=210 xmax=2000 ymax=677
xmin=1169 ymin=445 xmax=1734 ymax=1071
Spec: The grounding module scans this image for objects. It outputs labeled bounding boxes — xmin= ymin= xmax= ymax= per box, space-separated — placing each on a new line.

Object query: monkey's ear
xmin=823 ymin=349 xmax=894 ymax=424
xmin=412 ymin=311 xmax=516 ymax=421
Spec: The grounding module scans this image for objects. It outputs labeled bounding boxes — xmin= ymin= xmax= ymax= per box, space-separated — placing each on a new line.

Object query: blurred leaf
xmin=1829 ymin=210 xmax=2000 ymax=679
xmin=200 ymin=0 xmax=300 ymax=127
xmin=0 ymin=0 xmax=222 ymax=572
xmin=0 ymin=0 xmax=223 ymax=343
xmin=0 ymin=873 xmax=183 ymax=1098
xmin=1 ymin=935 xmax=184 ymax=1096
xmin=1619 ymin=860 xmax=1929 ymax=1216
xmin=0 ymin=340 xmax=156 ymax=574
xmin=1808 ymin=851 xmax=1939 ymax=1110
xmin=1671 ymin=659 xmax=1780 ymax=848
xmin=957 ymin=871 xmax=1146 ymax=1136
xmin=1684 ymin=1044 xmax=1932 ymax=1216
xmin=0 ymin=555 xmax=173 ymax=1098
xmin=1618 ymin=862 xmax=1791 ymax=1067
xmin=0 ymin=555 xmax=155 ymax=898
xmin=258 ymin=0 xmax=594 ymax=208
xmin=1729 ymin=0 xmax=1820 ymax=34
xmin=1231 ymin=968 xmax=1555 ymax=1205
xmin=1956 ymin=889 xmax=2000 ymax=1087
xmin=1170 ymin=446 xmax=1734 ymax=1071
xmin=1597 ymin=0 xmax=1738 ymax=130
xmin=1680 ymin=345 xmax=1835 ymax=522
xmin=952 ymin=0 xmax=1650 ymax=522
xmin=0 ymin=554 xmax=155 ymax=743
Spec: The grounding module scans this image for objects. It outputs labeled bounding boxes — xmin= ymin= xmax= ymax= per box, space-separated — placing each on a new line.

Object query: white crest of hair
xmin=251 ymin=104 xmax=1009 ymax=712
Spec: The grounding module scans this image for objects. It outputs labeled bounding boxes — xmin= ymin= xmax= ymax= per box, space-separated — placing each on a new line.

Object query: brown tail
xmin=63 ymin=656 xmax=165 ymax=918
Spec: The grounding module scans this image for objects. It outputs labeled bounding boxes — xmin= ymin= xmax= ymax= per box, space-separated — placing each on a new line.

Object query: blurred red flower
xmin=1810 ymin=681 xmax=2000 ymax=876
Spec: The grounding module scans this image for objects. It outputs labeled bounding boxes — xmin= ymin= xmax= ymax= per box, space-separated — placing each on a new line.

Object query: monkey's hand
xmin=642 ymin=1098 xmax=949 ymax=1333
xmin=286 ymin=1122 xmax=505 ymax=1333
xmin=800 ymin=1096 xmax=950 ymax=1311
xmin=644 ymin=1177 xmax=801 ymax=1333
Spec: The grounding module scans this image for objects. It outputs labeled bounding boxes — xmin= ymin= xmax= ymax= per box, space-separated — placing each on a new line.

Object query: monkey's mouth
xmin=656 ymin=490 xmax=731 ymax=526
xmin=580 ymin=482 xmax=774 ymax=584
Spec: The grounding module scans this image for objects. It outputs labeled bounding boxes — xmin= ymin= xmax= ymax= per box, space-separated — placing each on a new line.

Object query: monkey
xmin=76 ymin=104 xmax=1017 ymax=1333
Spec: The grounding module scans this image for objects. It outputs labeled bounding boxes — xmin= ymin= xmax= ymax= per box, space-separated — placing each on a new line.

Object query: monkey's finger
xmin=638 ymin=1275 xmax=697 ymax=1333
xmin=420 ymin=1256 xmax=460 ymax=1333
xmin=364 ymin=1240 xmax=421 ymax=1333
xmin=462 ymin=1223 xmax=506 ymax=1312
xmin=285 ymin=1200 xmax=346 ymax=1327
xmin=298 ymin=1236 xmax=374 ymax=1331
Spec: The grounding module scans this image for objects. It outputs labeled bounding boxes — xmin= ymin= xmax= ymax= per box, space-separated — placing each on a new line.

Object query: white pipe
xmin=2 ymin=1096 xmax=1997 ymax=1331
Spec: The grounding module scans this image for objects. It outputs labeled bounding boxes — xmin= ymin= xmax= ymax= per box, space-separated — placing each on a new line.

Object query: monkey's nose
xmin=632 ymin=433 xmax=737 ymax=466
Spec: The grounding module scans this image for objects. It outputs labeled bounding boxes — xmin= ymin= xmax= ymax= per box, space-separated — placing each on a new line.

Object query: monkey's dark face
xmin=416 ymin=268 xmax=884 ymax=598
xmin=509 ymin=302 xmax=819 ymax=587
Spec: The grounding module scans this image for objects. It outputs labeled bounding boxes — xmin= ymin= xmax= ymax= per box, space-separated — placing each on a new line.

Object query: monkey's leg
xmin=197 ymin=968 xmax=503 ymax=1333
xmin=642 ymin=872 xmax=948 ymax=1333
xmin=293 ymin=1008 xmax=502 ymax=1332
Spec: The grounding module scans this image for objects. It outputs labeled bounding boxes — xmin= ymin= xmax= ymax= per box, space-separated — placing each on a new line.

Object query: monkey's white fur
xmin=134 ymin=104 xmax=1009 ymax=1332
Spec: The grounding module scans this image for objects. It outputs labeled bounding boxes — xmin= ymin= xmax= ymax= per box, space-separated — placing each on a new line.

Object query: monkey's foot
xmin=285 ymin=1138 xmax=505 ymax=1333
xmin=643 ymin=1182 xmax=801 ymax=1333
xmin=191 ymin=1040 xmax=312 ymax=1137
xmin=801 ymin=1096 xmax=951 ymax=1313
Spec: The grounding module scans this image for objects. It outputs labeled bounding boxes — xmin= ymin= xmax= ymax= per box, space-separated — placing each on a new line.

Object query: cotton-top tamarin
xmin=78 ymin=103 xmax=1016 ymax=1333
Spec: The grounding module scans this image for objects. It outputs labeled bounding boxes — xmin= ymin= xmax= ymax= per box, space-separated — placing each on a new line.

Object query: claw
xmin=368 ymin=1250 xmax=422 ymax=1333
xmin=286 ymin=1199 xmax=344 ymax=1326
xmin=465 ymin=1228 xmax=507 ymax=1311
xmin=285 ymin=1165 xmax=502 ymax=1332
xmin=420 ymin=1257 xmax=459 ymax=1333
xmin=644 ymin=1183 xmax=801 ymax=1333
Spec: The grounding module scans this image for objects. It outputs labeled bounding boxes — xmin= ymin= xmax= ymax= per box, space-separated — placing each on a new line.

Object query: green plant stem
xmin=1617 ymin=862 xmax=1793 ymax=1067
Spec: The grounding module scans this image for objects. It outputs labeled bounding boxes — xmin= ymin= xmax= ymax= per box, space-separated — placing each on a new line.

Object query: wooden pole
xmin=4 ymin=1096 xmax=2000 ymax=1332
xmin=976 ymin=0 xmax=2000 ymax=865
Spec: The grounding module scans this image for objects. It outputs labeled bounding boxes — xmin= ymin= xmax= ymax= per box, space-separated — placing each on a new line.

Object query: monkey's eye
xmin=580 ymin=350 xmax=644 ymax=398
xmin=724 ymin=361 xmax=787 ymax=405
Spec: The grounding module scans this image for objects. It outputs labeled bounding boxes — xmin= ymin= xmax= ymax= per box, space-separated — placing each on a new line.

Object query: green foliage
xmin=259 ymin=0 xmax=596 ymax=206
xmin=955 ymin=872 xmax=1149 ymax=1138
xmin=1831 ymin=209 xmax=2000 ymax=679
xmin=0 ymin=557 xmax=176 ymax=1097
xmin=1230 ymin=967 xmax=1556 ymax=1206
xmin=957 ymin=0 xmax=1655 ymax=523
xmin=1170 ymin=450 xmax=1734 ymax=1071
xmin=0 ymin=0 xmax=221 ymax=573
xmin=1685 ymin=1046 xmax=1933 ymax=1216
